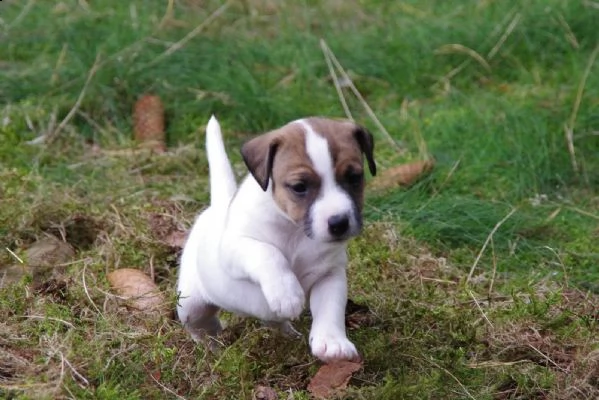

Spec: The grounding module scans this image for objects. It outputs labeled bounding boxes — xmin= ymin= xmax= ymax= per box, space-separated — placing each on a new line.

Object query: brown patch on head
xmin=241 ymin=118 xmax=376 ymax=228
xmin=302 ymin=117 xmax=376 ymax=213
xmin=242 ymin=123 xmax=319 ymax=224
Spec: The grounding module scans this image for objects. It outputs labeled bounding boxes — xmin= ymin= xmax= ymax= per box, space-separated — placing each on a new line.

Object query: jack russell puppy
xmin=177 ymin=115 xmax=376 ymax=362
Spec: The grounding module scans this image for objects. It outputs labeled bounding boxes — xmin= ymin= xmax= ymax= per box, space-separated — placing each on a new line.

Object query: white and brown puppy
xmin=177 ymin=115 xmax=376 ymax=362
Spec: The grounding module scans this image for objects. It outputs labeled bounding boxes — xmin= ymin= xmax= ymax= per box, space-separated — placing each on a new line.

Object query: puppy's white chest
xmin=288 ymin=237 xmax=348 ymax=289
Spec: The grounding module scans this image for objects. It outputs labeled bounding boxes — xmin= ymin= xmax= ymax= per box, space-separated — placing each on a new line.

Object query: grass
xmin=1 ymin=0 xmax=598 ymax=398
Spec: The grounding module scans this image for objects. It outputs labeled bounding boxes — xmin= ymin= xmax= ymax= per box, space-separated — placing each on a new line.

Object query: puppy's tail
xmin=206 ymin=115 xmax=237 ymax=207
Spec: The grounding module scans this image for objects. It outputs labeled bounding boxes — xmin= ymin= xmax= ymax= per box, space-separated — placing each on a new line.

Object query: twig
xmin=488 ymin=238 xmax=497 ymax=300
xmin=543 ymin=246 xmax=569 ymax=285
xmin=158 ymin=0 xmax=176 ymax=29
xmin=20 ymin=315 xmax=75 ymax=329
xmin=435 ymin=44 xmax=491 ymax=72
xmin=399 ymin=353 xmax=476 ymax=399
xmin=61 ymin=353 xmax=90 ymax=387
xmin=149 ymin=371 xmax=188 ymax=400
xmin=487 ymin=13 xmax=521 ymax=59
xmin=528 ymin=344 xmax=567 ymax=372
xmin=149 ymin=254 xmax=156 ymax=281
xmin=320 ymin=39 xmax=353 ymax=120
xmin=564 ymin=125 xmax=578 ymax=173
xmin=6 ymin=0 xmax=35 ymax=30
xmin=433 ymin=158 xmax=461 ymax=198
xmin=46 ymin=54 xmax=102 ymax=144
xmin=426 ymin=358 xmax=477 ymax=400
xmin=47 ymin=38 xmax=148 ymax=97
xmin=82 ymin=261 xmax=103 ymax=316
xmin=467 ymin=290 xmax=493 ymax=328
xmin=5 ymin=247 xmax=24 ymax=264
xmin=565 ymin=42 xmax=599 ymax=173
xmin=137 ymin=1 xmax=231 ymax=71
xmin=467 ymin=360 xmax=529 ymax=368
xmin=51 ymin=44 xmax=69 ymax=85
xmin=467 ymin=208 xmax=517 ymax=282
xmin=320 ymin=39 xmax=401 ymax=151
xmin=566 ymin=206 xmax=599 ymax=220
xmin=436 ymin=11 xmax=520 ymax=87
xmin=556 ymin=13 xmax=579 ymax=49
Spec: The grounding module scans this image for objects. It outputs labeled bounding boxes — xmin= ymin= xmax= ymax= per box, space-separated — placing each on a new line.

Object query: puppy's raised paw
xmin=263 ymin=275 xmax=305 ymax=320
xmin=310 ymin=334 xmax=360 ymax=363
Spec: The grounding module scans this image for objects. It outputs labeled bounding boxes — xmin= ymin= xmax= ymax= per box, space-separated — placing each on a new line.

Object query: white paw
xmin=263 ymin=275 xmax=305 ymax=320
xmin=310 ymin=333 xmax=360 ymax=362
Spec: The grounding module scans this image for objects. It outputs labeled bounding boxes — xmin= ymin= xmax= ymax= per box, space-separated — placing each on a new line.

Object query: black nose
xmin=328 ymin=214 xmax=349 ymax=237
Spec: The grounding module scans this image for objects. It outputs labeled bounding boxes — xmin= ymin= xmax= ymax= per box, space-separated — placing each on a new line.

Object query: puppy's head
xmin=241 ymin=117 xmax=376 ymax=242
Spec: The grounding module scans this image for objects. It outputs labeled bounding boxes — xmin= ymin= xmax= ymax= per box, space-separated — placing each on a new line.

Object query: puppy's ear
xmin=353 ymin=126 xmax=377 ymax=176
xmin=241 ymin=133 xmax=279 ymax=191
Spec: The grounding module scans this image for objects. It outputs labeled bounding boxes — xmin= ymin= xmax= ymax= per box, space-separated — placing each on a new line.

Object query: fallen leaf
xmin=107 ymin=268 xmax=168 ymax=314
xmin=1 ymin=236 xmax=75 ymax=287
xmin=25 ymin=235 xmax=75 ymax=267
xmin=133 ymin=94 xmax=166 ymax=153
xmin=369 ymin=159 xmax=434 ymax=190
xmin=253 ymin=385 xmax=278 ymax=400
xmin=1 ymin=264 xmax=31 ymax=288
xmin=307 ymin=360 xmax=362 ymax=399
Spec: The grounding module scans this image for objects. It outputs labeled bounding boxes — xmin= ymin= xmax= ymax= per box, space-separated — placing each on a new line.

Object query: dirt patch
xmin=146 ymin=200 xmax=190 ymax=250
xmin=476 ymin=319 xmax=599 ymax=398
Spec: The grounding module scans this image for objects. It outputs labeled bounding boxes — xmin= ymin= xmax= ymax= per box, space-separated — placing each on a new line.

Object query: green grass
xmin=1 ymin=0 xmax=598 ymax=398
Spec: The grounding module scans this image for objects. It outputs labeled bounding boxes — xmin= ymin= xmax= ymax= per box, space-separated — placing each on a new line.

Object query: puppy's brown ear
xmin=354 ymin=126 xmax=377 ymax=176
xmin=241 ymin=133 xmax=279 ymax=191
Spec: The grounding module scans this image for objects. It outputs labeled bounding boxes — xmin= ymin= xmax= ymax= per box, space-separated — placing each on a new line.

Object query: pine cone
xmin=133 ymin=94 xmax=166 ymax=153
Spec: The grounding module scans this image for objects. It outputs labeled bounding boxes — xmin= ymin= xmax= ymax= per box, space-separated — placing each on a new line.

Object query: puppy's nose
xmin=328 ymin=214 xmax=349 ymax=237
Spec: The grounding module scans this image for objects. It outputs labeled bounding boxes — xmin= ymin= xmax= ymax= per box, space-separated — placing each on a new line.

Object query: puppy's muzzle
xmin=328 ymin=213 xmax=350 ymax=238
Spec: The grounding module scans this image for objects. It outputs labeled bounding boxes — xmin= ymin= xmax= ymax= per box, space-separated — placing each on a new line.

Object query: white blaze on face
xmin=299 ymin=120 xmax=357 ymax=241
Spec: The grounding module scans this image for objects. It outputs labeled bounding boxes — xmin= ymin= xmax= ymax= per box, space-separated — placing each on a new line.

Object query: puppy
xmin=177 ymin=115 xmax=376 ymax=362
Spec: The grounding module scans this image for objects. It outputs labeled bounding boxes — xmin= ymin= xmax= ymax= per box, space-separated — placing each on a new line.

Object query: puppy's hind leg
xmin=263 ymin=320 xmax=302 ymax=339
xmin=177 ymin=295 xmax=222 ymax=342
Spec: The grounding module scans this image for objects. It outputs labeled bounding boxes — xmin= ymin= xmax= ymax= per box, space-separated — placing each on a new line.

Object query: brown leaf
xmin=107 ymin=268 xmax=168 ymax=314
xmin=253 ymin=385 xmax=278 ymax=400
xmin=133 ymin=94 xmax=166 ymax=153
xmin=4 ymin=235 xmax=77 ymax=286
xmin=25 ymin=235 xmax=75 ymax=267
xmin=307 ymin=360 xmax=362 ymax=399
xmin=369 ymin=159 xmax=434 ymax=190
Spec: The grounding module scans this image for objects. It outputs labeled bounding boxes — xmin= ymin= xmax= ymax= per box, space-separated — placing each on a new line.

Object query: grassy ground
xmin=1 ymin=0 xmax=598 ymax=398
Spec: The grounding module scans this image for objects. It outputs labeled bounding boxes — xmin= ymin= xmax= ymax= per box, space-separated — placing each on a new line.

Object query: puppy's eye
xmin=346 ymin=171 xmax=363 ymax=186
xmin=288 ymin=182 xmax=308 ymax=196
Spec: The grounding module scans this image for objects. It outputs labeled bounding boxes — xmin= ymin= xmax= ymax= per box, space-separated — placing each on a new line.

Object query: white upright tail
xmin=206 ymin=115 xmax=237 ymax=207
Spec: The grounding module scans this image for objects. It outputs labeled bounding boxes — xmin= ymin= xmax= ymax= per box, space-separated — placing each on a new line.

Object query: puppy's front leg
xmin=230 ymin=238 xmax=305 ymax=321
xmin=309 ymin=267 xmax=359 ymax=362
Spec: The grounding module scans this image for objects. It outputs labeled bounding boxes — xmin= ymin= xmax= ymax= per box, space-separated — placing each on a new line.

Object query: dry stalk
xmin=468 ymin=289 xmax=494 ymax=329
xmin=487 ymin=13 xmax=521 ymax=60
xmin=467 ymin=208 xmax=517 ymax=283
xmin=565 ymin=42 xmax=599 ymax=175
xmin=137 ymin=1 xmax=231 ymax=71
xmin=150 ymin=371 xmax=189 ymax=400
xmin=319 ymin=39 xmax=401 ymax=152
xmin=435 ymin=44 xmax=491 ymax=72
xmin=320 ymin=39 xmax=353 ymax=121
xmin=46 ymin=54 xmax=102 ymax=144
